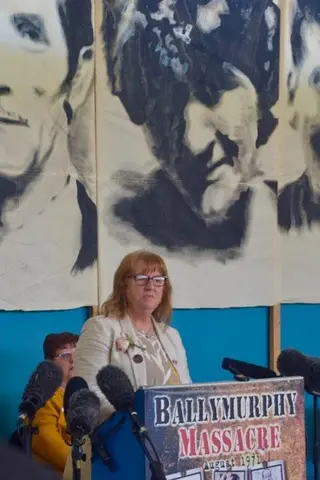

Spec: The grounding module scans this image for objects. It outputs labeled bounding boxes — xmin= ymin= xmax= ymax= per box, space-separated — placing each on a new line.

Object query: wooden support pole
xmin=91 ymin=305 xmax=99 ymax=316
xmin=269 ymin=304 xmax=281 ymax=372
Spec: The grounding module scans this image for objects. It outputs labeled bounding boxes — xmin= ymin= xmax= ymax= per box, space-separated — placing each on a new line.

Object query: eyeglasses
xmin=129 ymin=274 xmax=167 ymax=287
xmin=54 ymin=350 xmax=74 ymax=361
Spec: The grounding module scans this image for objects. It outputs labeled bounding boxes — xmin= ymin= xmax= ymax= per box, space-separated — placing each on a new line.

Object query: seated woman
xmin=31 ymin=332 xmax=78 ymax=475
xmin=74 ymin=249 xmax=191 ymax=420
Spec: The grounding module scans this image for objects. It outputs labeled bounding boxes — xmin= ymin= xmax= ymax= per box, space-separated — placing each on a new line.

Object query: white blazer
xmin=73 ymin=315 xmax=191 ymax=420
xmin=63 ymin=315 xmax=191 ymax=480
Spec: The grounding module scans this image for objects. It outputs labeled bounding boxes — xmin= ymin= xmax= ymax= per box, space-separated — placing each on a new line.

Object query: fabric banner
xmin=96 ymin=0 xmax=320 ymax=308
xmin=279 ymin=0 xmax=320 ymax=303
xmin=0 ymin=1 xmax=97 ymax=309
xmin=96 ymin=0 xmax=279 ymax=307
xmin=1 ymin=0 xmax=320 ymax=309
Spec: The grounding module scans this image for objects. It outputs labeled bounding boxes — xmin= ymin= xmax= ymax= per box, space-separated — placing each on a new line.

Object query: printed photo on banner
xmin=1 ymin=0 xmax=320 ymax=310
xmin=166 ymin=467 xmax=204 ymax=480
xmin=250 ymin=460 xmax=286 ymax=480
xmin=97 ymin=0 xmax=279 ymax=308
xmin=0 ymin=0 xmax=97 ymax=310
xmin=213 ymin=466 xmax=248 ymax=480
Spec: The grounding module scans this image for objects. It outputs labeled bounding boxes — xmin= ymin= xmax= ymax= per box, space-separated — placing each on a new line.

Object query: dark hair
xmin=59 ymin=0 xmax=94 ymax=89
xmin=43 ymin=332 xmax=79 ymax=360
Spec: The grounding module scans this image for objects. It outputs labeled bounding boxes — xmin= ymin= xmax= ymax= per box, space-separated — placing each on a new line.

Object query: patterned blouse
xmin=135 ymin=330 xmax=181 ymax=386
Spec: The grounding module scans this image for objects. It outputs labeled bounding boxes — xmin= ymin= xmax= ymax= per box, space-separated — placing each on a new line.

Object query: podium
xmin=91 ymin=377 xmax=306 ymax=480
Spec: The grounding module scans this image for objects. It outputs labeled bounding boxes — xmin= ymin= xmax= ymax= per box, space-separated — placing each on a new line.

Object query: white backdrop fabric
xmin=1 ymin=0 xmax=320 ymax=309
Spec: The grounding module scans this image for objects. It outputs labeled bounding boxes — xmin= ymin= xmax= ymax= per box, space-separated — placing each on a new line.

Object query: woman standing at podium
xmin=62 ymin=250 xmax=191 ymax=480
xmin=73 ymin=249 xmax=191 ymax=420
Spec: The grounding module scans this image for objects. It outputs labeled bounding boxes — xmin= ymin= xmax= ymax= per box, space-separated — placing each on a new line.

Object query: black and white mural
xmin=2 ymin=0 xmax=320 ymax=309
xmin=0 ymin=1 xmax=97 ymax=309
xmin=279 ymin=0 xmax=320 ymax=302
xmin=97 ymin=0 xmax=280 ymax=307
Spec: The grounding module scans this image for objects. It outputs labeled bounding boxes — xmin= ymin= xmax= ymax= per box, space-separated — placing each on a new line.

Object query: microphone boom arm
xmin=128 ymin=410 xmax=166 ymax=480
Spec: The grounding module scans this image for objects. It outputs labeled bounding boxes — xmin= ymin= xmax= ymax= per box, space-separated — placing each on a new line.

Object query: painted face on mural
xmin=288 ymin=14 xmax=320 ymax=194
xmin=103 ymin=0 xmax=279 ymax=244
xmin=183 ymin=66 xmax=259 ymax=222
xmin=0 ymin=2 xmax=69 ymax=177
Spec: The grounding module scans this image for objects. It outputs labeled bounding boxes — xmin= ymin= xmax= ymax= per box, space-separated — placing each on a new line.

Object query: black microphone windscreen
xmin=64 ymin=376 xmax=88 ymax=418
xmin=67 ymin=389 xmax=100 ymax=438
xmin=96 ymin=365 xmax=135 ymax=412
xmin=222 ymin=357 xmax=277 ymax=379
xmin=19 ymin=361 xmax=63 ymax=418
xmin=278 ymin=349 xmax=320 ymax=393
xmin=277 ymin=349 xmax=310 ymax=378
xmin=308 ymin=360 xmax=320 ymax=393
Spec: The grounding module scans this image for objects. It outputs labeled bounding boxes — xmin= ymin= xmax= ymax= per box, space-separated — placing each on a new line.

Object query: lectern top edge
xmin=138 ymin=376 xmax=304 ymax=391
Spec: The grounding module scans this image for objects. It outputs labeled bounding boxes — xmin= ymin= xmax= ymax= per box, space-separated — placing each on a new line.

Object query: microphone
xmin=277 ymin=349 xmax=309 ymax=378
xmin=19 ymin=361 xmax=63 ymax=420
xmin=67 ymin=386 xmax=101 ymax=479
xmin=64 ymin=377 xmax=89 ymax=421
xmin=66 ymin=388 xmax=100 ymax=444
xmin=96 ymin=365 xmax=166 ymax=480
xmin=64 ymin=377 xmax=116 ymax=472
xmin=222 ymin=357 xmax=277 ymax=380
xmin=277 ymin=349 xmax=320 ymax=393
xmin=309 ymin=361 xmax=320 ymax=394
xmin=96 ymin=365 xmax=146 ymax=435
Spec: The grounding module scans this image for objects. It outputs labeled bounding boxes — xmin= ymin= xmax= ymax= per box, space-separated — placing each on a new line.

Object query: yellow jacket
xmin=31 ymin=386 xmax=71 ymax=474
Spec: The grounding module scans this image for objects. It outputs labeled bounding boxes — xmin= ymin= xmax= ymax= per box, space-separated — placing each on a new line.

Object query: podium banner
xmin=137 ymin=377 xmax=306 ymax=480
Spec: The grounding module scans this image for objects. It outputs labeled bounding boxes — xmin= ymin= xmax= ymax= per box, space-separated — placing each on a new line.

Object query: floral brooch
xmin=115 ymin=333 xmax=146 ymax=353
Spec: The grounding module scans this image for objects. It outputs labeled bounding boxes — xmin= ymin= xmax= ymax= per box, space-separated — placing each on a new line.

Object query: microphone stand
xmin=71 ymin=437 xmax=86 ymax=480
xmin=230 ymin=368 xmax=250 ymax=383
xmin=233 ymin=374 xmax=250 ymax=382
xmin=313 ymin=393 xmax=319 ymax=480
xmin=20 ymin=416 xmax=38 ymax=456
xmin=307 ymin=390 xmax=320 ymax=480
xmin=129 ymin=413 xmax=166 ymax=480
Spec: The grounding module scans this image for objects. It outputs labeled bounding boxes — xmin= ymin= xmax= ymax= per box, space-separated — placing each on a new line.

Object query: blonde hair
xmin=101 ymin=250 xmax=172 ymax=324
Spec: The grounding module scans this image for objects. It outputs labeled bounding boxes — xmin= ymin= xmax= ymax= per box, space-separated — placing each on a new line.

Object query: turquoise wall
xmin=0 ymin=308 xmax=89 ymax=439
xmin=0 ymin=305 xmax=315 ymax=477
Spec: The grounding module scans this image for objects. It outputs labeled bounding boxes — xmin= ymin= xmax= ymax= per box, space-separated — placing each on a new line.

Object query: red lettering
xmin=257 ymin=426 xmax=269 ymax=450
xmin=198 ymin=430 xmax=210 ymax=455
xmin=245 ymin=427 xmax=256 ymax=451
xmin=178 ymin=427 xmax=197 ymax=457
xmin=178 ymin=425 xmax=281 ymax=458
xmin=221 ymin=429 xmax=232 ymax=453
xmin=210 ymin=429 xmax=222 ymax=454
xmin=234 ymin=428 xmax=245 ymax=453
xmin=270 ymin=425 xmax=281 ymax=449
